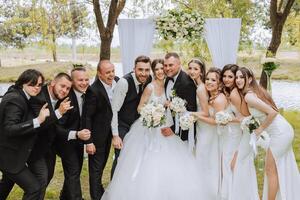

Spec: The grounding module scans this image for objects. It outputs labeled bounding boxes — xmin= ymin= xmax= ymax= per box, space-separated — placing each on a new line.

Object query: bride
xmin=101 ymin=59 xmax=203 ymax=200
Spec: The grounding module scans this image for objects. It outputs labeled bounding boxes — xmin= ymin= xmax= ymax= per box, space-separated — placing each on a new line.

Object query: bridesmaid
xmin=236 ymin=67 xmax=300 ymax=200
xmin=190 ymin=67 xmax=227 ymax=200
xmin=221 ymin=64 xmax=259 ymax=200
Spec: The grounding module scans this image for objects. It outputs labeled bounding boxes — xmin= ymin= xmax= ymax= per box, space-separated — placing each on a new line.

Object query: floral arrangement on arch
xmin=156 ymin=9 xmax=205 ymax=41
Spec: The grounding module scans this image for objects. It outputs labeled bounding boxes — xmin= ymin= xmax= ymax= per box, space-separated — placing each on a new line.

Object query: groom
xmin=162 ymin=52 xmax=197 ymax=140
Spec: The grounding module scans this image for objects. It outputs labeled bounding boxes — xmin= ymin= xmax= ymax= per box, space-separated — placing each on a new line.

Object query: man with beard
xmin=56 ymin=67 xmax=91 ymax=200
xmin=111 ymin=55 xmax=151 ymax=177
xmin=0 ymin=72 xmax=73 ymax=200
xmin=85 ymin=60 xmax=119 ymax=200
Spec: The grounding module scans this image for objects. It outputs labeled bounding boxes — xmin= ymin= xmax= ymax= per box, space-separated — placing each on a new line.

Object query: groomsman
xmin=162 ymin=52 xmax=197 ymax=140
xmin=0 ymin=69 xmax=50 ymax=200
xmin=111 ymin=55 xmax=151 ymax=176
xmin=85 ymin=60 xmax=119 ymax=200
xmin=28 ymin=72 xmax=73 ymax=199
xmin=56 ymin=67 xmax=91 ymax=200
xmin=0 ymin=72 xmax=73 ymax=200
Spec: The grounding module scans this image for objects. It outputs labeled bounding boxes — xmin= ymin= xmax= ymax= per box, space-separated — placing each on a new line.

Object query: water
xmin=1 ymin=81 xmax=300 ymax=110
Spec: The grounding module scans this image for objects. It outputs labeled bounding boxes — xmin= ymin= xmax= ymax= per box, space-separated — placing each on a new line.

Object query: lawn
xmin=5 ymin=111 xmax=300 ymax=200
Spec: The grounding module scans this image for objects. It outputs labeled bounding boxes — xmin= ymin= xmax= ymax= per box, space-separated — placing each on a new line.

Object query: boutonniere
xmin=170 ymin=89 xmax=177 ymax=100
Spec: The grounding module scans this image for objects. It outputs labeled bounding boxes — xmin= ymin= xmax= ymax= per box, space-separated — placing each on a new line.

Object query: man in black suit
xmin=0 ymin=69 xmax=50 ymax=200
xmin=85 ymin=60 xmax=119 ymax=200
xmin=110 ymin=56 xmax=152 ymax=177
xmin=162 ymin=52 xmax=197 ymax=140
xmin=28 ymin=72 xmax=73 ymax=199
xmin=56 ymin=67 xmax=91 ymax=200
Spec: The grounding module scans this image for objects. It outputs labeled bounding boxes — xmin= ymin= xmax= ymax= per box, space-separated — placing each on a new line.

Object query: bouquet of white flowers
xmin=179 ymin=112 xmax=195 ymax=131
xmin=140 ymin=101 xmax=166 ymax=128
xmin=241 ymin=116 xmax=270 ymax=155
xmin=169 ymin=96 xmax=187 ymax=114
xmin=215 ymin=111 xmax=233 ymax=125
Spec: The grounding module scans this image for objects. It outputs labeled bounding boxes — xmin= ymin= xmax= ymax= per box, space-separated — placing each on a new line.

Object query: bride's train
xmin=101 ymin=120 xmax=203 ymax=200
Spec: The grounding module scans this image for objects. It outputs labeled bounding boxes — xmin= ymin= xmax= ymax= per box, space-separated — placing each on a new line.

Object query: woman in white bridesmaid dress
xmin=236 ymin=67 xmax=300 ymax=200
xmin=101 ymin=59 xmax=203 ymax=200
xmin=221 ymin=64 xmax=259 ymax=200
xmin=191 ymin=67 xmax=231 ymax=200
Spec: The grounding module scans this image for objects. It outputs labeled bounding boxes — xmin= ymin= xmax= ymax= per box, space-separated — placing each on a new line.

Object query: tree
xmin=93 ymin=0 xmax=126 ymax=61
xmin=259 ymin=0 xmax=296 ymax=89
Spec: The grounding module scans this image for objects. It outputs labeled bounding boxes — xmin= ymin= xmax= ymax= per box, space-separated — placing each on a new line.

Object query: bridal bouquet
xmin=140 ymin=101 xmax=166 ymax=128
xmin=241 ymin=116 xmax=270 ymax=154
xmin=215 ymin=111 xmax=233 ymax=125
xmin=179 ymin=112 xmax=195 ymax=131
xmin=169 ymin=96 xmax=187 ymax=114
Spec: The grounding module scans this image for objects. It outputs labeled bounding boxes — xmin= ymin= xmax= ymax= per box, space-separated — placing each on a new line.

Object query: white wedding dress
xmin=249 ymin=107 xmax=300 ymax=200
xmin=230 ymin=104 xmax=260 ymax=200
xmin=195 ymin=92 xmax=220 ymax=200
xmin=101 ymin=84 xmax=203 ymax=200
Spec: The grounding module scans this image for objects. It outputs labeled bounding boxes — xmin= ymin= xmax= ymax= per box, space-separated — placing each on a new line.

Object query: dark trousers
xmin=0 ymin=150 xmax=56 ymax=200
xmin=111 ymin=126 xmax=129 ymax=178
xmin=58 ymin=141 xmax=84 ymax=200
xmin=88 ymin=138 xmax=111 ymax=200
xmin=27 ymin=149 xmax=56 ymax=200
xmin=0 ymin=167 xmax=42 ymax=200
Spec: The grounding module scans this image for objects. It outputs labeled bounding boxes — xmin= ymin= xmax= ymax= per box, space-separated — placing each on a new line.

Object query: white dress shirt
xmin=111 ymin=73 xmax=140 ymax=136
xmin=166 ymin=70 xmax=180 ymax=100
xmin=23 ymin=89 xmax=40 ymax=128
xmin=68 ymin=89 xmax=85 ymax=140
xmin=100 ymin=79 xmax=117 ymax=104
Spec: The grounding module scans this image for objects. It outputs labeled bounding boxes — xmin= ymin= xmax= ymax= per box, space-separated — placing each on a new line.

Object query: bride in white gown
xmin=236 ymin=67 xmax=300 ymax=200
xmin=101 ymin=59 xmax=203 ymax=200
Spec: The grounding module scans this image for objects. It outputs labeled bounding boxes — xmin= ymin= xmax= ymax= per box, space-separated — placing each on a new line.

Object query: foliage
xmin=156 ymin=9 xmax=204 ymax=41
xmin=0 ymin=0 xmax=90 ymax=61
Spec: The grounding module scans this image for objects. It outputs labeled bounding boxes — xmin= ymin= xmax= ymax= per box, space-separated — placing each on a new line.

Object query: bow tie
xmin=166 ymin=77 xmax=174 ymax=83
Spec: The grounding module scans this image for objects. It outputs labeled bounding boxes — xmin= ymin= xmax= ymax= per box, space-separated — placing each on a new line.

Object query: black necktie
xmin=166 ymin=77 xmax=174 ymax=83
xmin=138 ymin=84 xmax=143 ymax=96
xmin=81 ymin=93 xmax=86 ymax=104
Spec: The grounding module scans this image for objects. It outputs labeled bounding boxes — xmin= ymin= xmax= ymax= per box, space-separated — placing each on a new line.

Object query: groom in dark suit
xmin=162 ymin=52 xmax=197 ymax=140
xmin=85 ymin=60 xmax=119 ymax=200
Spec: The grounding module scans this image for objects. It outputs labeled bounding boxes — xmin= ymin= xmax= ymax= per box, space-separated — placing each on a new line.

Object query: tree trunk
xmin=259 ymin=21 xmax=284 ymax=88
xmin=100 ymin=32 xmax=113 ymax=60
xmin=259 ymin=0 xmax=295 ymax=89
xmin=52 ymin=32 xmax=57 ymax=62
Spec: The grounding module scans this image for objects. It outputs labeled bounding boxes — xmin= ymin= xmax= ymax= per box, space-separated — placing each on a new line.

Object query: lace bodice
xmin=148 ymin=83 xmax=167 ymax=105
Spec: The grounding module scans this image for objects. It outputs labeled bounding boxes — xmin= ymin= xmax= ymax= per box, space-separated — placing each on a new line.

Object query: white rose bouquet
xmin=169 ymin=96 xmax=187 ymax=114
xmin=179 ymin=112 xmax=195 ymax=131
xmin=241 ymin=116 xmax=270 ymax=155
xmin=140 ymin=101 xmax=166 ymax=128
xmin=215 ymin=111 xmax=233 ymax=125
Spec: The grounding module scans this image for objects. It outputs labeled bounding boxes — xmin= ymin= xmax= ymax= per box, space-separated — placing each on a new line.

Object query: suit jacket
xmin=85 ymin=77 xmax=119 ymax=147
xmin=27 ymin=85 xmax=60 ymax=162
xmin=55 ymin=88 xmax=90 ymax=156
xmin=0 ymin=86 xmax=38 ymax=174
xmin=165 ymin=70 xmax=197 ymax=140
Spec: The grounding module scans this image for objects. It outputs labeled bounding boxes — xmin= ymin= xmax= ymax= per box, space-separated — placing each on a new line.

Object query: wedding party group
xmin=0 ymin=52 xmax=299 ymax=200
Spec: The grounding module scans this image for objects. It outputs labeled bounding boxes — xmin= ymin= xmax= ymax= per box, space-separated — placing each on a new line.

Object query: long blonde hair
xmin=237 ymin=67 xmax=278 ymax=112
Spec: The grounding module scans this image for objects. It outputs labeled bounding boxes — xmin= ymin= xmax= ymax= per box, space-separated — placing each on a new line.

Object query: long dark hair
xmin=188 ymin=58 xmax=206 ymax=83
xmin=237 ymin=67 xmax=278 ymax=112
xmin=221 ymin=64 xmax=239 ymax=96
xmin=15 ymin=69 xmax=45 ymax=88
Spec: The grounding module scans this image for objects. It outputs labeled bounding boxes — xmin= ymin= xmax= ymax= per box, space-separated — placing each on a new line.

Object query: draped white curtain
xmin=204 ymin=18 xmax=241 ymax=69
xmin=118 ymin=19 xmax=155 ymax=74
